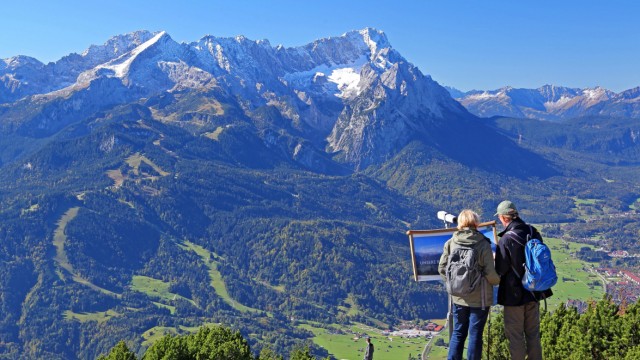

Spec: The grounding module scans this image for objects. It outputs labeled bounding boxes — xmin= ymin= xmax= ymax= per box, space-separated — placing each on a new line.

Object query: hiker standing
xmin=494 ymin=200 xmax=553 ymax=360
xmin=438 ymin=210 xmax=500 ymax=360
xmin=363 ymin=337 xmax=374 ymax=360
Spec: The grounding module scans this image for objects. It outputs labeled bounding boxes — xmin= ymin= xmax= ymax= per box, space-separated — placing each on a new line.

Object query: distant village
xmin=383 ymin=321 xmax=444 ymax=338
xmin=596 ymin=268 xmax=640 ymax=304
xmin=567 ymin=268 xmax=640 ymax=312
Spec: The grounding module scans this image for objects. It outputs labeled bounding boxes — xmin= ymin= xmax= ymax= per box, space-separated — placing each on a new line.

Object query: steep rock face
xmin=454 ymin=85 xmax=640 ymax=121
xmin=0 ymin=56 xmax=47 ymax=103
xmin=327 ymin=58 xmax=468 ymax=169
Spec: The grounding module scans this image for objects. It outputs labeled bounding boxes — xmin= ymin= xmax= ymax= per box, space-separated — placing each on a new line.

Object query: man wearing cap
xmin=494 ymin=200 xmax=552 ymax=360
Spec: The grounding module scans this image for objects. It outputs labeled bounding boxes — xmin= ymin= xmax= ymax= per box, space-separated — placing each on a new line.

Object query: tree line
xmin=100 ymin=296 xmax=640 ymax=360
xmin=97 ymin=325 xmax=327 ymax=360
xmin=483 ymin=296 xmax=640 ymax=360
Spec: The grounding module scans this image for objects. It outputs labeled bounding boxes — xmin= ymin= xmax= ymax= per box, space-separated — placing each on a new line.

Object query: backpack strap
xmin=479 ymin=235 xmax=491 ymax=310
xmin=505 ymin=230 xmax=526 ymax=279
xmin=476 ymin=242 xmax=487 ymax=310
xmin=506 ymin=230 xmax=526 ymax=247
xmin=480 ymin=277 xmax=486 ymax=310
xmin=507 ymin=227 xmax=546 ymax=301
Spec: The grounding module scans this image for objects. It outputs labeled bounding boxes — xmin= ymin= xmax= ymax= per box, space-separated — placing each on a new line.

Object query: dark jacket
xmin=438 ymin=228 xmax=501 ymax=308
xmin=363 ymin=342 xmax=374 ymax=360
xmin=495 ymin=218 xmax=553 ymax=306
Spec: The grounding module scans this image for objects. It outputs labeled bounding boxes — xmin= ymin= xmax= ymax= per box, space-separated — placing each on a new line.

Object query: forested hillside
xmin=0 ymin=97 xmax=457 ymax=358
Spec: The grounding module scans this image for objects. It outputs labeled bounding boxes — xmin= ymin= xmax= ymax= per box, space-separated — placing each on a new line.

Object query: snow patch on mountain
xmin=466 ymin=90 xmax=508 ymax=101
xmin=80 ymin=30 xmax=156 ymax=60
xmin=282 ymin=55 xmax=368 ymax=98
xmin=100 ymin=31 xmax=168 ymax=78
xmin=581 ymin=87 xmax=613 ymax=105
xmin=544 ymin=95 xmax=573 ymax=110
xmin=328 ymin=67 xmax=361 ymax=98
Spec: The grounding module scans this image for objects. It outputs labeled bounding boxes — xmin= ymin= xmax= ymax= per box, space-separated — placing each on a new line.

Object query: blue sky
xmin=2 ymin=0 xmax=639 ymax=92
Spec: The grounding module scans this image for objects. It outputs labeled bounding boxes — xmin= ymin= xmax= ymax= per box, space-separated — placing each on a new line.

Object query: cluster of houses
xmin=382 ymin=321 xmax=444 ymax=339
xmin=608 ymin=250 xmax=630 ymax=258
xmin=595 ymin=268 xmax=640 ymax=304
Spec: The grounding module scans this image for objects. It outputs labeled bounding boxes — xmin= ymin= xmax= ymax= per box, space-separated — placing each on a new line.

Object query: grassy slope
xmin=203 ymin=126 xmax=225 ymax=141
xmin=53 ymin=207 xmax=120 ymax=298
xmin=130 ymin=275 xmax=196 ymax=307
xmin=53 ymin=207 xmax=80 ymax=276
xmin=299 ymin=323 xmax=425 ymax=360
xmin=179 ymin=241 xmax=262 ymax=313
xmin=544 ymin=237 xmax=603 ymax=309
xmin=64 ymin=309 xmax=121 ymax=324
xmin=125 ymin=152 xmax=170 ymax=177
xmin=141 ymin=323 xmax=216 ymax=348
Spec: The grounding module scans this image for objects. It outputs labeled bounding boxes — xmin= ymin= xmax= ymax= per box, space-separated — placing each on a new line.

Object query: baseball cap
xmin=495 ymin=200 xmax=518 ymax=216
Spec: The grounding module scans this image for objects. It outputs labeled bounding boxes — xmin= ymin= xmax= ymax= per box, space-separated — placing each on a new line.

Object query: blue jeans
xmin=448 ymin=304 xmax=490 ymax=360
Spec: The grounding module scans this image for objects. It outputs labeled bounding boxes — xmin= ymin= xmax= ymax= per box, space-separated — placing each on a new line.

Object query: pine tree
xmin=142 ymin=335 xmax=189 ymax=360
xmin=541 ymin=303 xmax=580 ymax=359
xmin=575 ymin=297 xmax=621 ymax=359
xmin=289 ymin=345 xmax=315 ymax=360
xmin=97 ymin=341 xmax=137 ymax=360
xmin=259 ymin=346 xmax=284 ymax=360
xmin=483 ymin=311 xmax=509 ymax=360
xmin=618 ymin=299 xmax=640 ymax=357
xmin=142 ymin=325 xmax=252 ymax=360
xmin=185 ymin=326 xmax=252 ymax=360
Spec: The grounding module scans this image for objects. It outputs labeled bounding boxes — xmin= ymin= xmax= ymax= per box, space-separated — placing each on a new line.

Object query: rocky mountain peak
xmin=353 ymin=27 xmax=391 ymax=60
xmin=619 ymin=86 xmax=640 ymax=99
xmin=80 ymin=30 xmax=159 ymax=63
xmin=1 ymin=55 xmax=44 ymax=70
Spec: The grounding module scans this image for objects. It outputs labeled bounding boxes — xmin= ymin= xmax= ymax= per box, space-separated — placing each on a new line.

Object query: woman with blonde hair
xmin=438 ymin=209 xmax=500 ymax=360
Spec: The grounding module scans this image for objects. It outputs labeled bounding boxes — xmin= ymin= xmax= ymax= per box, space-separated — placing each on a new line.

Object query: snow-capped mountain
xmin=0 ymin=31 xmax=158 ymax=103
xmin=451 ymin=85 xmax=640 ymax=121
xmin=0 ymin=28 xmax=470 ymax=169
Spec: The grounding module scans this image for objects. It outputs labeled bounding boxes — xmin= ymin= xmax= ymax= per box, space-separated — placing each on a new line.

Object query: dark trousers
xmin=504 ymin=301 xmax=542 ymax=360
xmin=448 ymin=304 xmax=489 ymax=360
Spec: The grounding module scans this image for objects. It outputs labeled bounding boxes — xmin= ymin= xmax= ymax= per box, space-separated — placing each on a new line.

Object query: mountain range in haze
xmin=448 ymin=85 xmax=640 ymax=121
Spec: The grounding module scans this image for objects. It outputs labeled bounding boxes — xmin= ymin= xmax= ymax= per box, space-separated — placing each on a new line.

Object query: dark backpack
xmin=445 ymin=245 xmax=482 ymax=297
xmin=508 ymin=226 xmax=558 ymax=292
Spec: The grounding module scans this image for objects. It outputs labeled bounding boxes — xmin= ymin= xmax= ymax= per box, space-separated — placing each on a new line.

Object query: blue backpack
xmin=508 ymin=226 xmax=558 ymax=292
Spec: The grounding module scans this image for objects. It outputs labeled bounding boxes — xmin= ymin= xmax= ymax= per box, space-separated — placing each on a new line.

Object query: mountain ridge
xmin=0 ymin=28 xmax=508 ymax=172
xmin=450 ymin=84 xmax=640 ymax=121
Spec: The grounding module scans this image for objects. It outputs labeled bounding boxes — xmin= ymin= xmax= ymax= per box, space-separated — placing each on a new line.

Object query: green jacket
xmin=438 ymin=228 xmax=501 ymax=308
